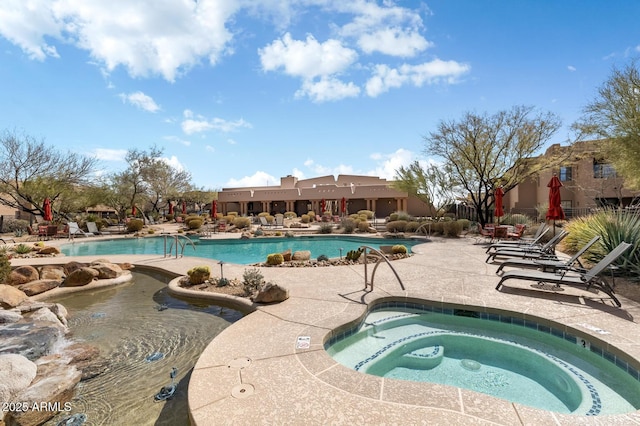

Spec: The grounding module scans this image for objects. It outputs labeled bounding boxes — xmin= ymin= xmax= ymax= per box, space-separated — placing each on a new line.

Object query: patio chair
xmin=68 ymin=222 xmax=94 ymax=238
xmin=274 ymin=215 xmax=284 ymax=228
xmin=474 ymin=223 xmax=495 ymax=244
xmin=485 ymin=226 xmax=550 ymax=253
xmin=485 ymin=230 xmax=568 ymax=263
xmin=495 ymin=241 xmax=633 ymax=307
xmin=495 ymin=235 xmax=601 ymax=275
xmin=506 ymin=224 xmax=526 ymax=240
xmin=259 ymin=216 xmax=272 ymax=228
xmin=87 ymin=221 xmax=110 ymax=235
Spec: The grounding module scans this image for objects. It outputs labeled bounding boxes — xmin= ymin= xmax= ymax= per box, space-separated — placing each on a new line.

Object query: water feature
xmin=45 ymin=270 xmax=243 ymax=425
xmin=326 ymin=304 xmax=640 ymax=415
xmin=60 ymin=236 xmax=420 ymax=264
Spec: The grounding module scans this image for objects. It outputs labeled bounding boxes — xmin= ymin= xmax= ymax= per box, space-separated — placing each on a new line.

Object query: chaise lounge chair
xmin=486 ymin=230 xmax=568 ymax=263
xmin=495 ymin=235 xmax=601 ymax=275
xmin=485 ymin=226 xmax=550 ymax=253
xmin=68 ymin=222 xmax=94 ymax=238
xmin=495 ymin=241 xmax=633 ymax=307
xmin=87 ymin=221 xmax=110 ymax=235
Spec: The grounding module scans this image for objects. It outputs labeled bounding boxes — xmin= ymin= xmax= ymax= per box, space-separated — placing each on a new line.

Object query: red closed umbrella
xmin=131 ymin=205 xmax=137 ymax=216
xmin=211 ymin=200 xmax=217 ymax=220
xmin=341 ymin=197 xmax=346 ymax=215
xmin=182 ymin=201 xmax=187 ymax=215
xmin=546 ymin=174 xmax=565 ymax=234
xmin=494 ymin=187 xmax=504 ymax=224
xmin=43 ymin=198 xmax=53 ymax=221
xmin=168 ymin=202 xmax=173 ymax=215
xmin=320 ymin=198 xmax=325 ymax=213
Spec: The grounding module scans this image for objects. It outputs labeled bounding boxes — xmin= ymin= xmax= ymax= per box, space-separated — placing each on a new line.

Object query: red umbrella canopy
xmin=211 ymin=200 xmax=217 ymax=219
xmin=546 ymin=174 xmax=565 ymax=221
xmin=494 ymin=187 xmax=504 ymax=220
xmin=168 ymin=202 xmax=173 ymax=215
xmin=43 ymin=198 xmax=53 ymax=221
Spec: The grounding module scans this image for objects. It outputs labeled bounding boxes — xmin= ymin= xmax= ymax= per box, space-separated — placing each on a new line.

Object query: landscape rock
xmin=118 ymin=262 xmax=134 ymax=270
xmin=38 ymin=265 xmax=66 ymax=281
xmin=0 ymin=354 xmax=38 ymax=408
xmin=0 ymin=284 xmax=28 ymax=308
xmin=7 ymin=266 xmax=39 ymax=286
xmin=90 ymin=262 xmax=123 ymax=279
xmin=18 ymin=279 xmax=61 ymax=296
xmin=62 ymin=261 xmax=87 ymax=276
xmin=252 ymin=282 xmax=289 ymax=304
xmin=281 ymin=248 xmax=292 ymax=261
xmin=292 ymin=250 xmax=311 ymax=261
xmin=37 ymin=246 xmax=60 ymax=255
xmin=0 ymin=309 xmax=22 ymax=324
xmin=28 ymin=307 xmax=69 ymax=334
xmin=63 ymin=267 xmax=98 ymax=287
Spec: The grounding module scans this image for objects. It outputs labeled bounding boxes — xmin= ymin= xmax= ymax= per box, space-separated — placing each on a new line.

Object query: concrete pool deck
xmin=11 ymin=234 xmax=640 ymax=425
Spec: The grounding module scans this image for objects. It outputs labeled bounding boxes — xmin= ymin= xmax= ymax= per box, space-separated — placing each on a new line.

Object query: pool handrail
xmin=164 ymin=234 xmax=196 ymax=258
xmin=360 ymin=245 xmax=405 ymax=292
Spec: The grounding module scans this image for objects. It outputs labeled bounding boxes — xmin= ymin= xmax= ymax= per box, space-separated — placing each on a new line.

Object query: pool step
xmin=400 ymin=345 xmax=444 ymax=370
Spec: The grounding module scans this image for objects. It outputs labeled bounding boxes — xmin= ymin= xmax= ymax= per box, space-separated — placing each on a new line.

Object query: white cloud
xmin=303 ymin=158 xmax=355 ymax=176
xmin=366 ymin=59 xmax=470 ymax=97
xmin=366 ymin=148 xmax=416 ymax=180
xmin=0 ymin=0 xmax=240 ymax=81
xmin=295 ymin=77 xmax=360 ymax=102
xmin=259 ymin=33 xmax=358 ymax=79
xmin=92 ymin=148 xmax=127 ymax=162
xmin=205 ymin=145 xmax=215 ymax=153
xmin=119 ymin=91 xmax=160 ymax=112
xmin=161 ymin=155 xmax=185 ymax=171
xmin=225 ymin=171 xmax=278 ymax=187
xmin=163 ymin=135 xmax=191 ymax=147
xmin=357 ymin=27 xmax=431 ymax=57
xmin=181 ymin=110 xmax=252 ymax=135
xmin=567 ymin=65 xmax=576 ymax=72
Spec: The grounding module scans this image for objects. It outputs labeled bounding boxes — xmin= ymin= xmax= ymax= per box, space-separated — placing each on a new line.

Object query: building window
xmin=559 ymin=166 xmax=572 ymax=182
xmin=593 ymin=159 xmax=617 ymax=179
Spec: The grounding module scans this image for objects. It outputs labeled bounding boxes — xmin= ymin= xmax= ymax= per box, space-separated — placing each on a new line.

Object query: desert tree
xmin=409 ymin=105 xmax=565 ymax=226
xmin=572 ymin=59 xmax=640 ymax=190
xmin=0 ymin=130 xmax=98 ymax=219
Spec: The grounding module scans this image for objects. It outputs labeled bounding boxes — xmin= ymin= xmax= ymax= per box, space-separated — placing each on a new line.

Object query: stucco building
xmin=217 ymin=174 xmax=432 ymax=218
xmin=504 ymin=140 xmax=640 ymax=218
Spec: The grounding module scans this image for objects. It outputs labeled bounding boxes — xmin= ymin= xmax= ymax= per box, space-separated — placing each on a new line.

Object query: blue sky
xmin=1 ymin=1 xmax=638 ymax=190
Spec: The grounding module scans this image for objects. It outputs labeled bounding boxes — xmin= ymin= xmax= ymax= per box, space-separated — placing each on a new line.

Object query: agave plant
xmin=565 ymin=209 xmax=640 ymax=276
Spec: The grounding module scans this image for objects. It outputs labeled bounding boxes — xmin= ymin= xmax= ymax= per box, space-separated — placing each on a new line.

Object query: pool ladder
xmin=164 ymin=235 xmax=196 ymax=258
xmin=360 ymin=245 xmax=405 ymax=292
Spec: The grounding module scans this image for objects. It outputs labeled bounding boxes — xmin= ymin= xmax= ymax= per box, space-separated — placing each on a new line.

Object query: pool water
xmin=45 ymin=270 xmax=243 ymax=425
xmin=61 ymin=235 xmax=420 ymax=264
xmin=326 ymin=308 xmax=640 ymax=415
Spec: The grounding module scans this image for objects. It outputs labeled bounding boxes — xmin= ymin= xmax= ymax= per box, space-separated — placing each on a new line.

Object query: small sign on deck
xmin=296 ymin=336 xmax=311 ymax=349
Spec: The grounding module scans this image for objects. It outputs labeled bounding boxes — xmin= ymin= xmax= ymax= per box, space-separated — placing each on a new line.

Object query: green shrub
xmin=242 ymin=268 xmax=264 ymax=294
xmin=319 ymin=223 xmax=333 ymax=234
xmin=216 ymin=277 xmax=230 ymax=287
xmin=317 ymin=254 xmax=329 ymax=262
xmin=501 ymin=213 xmax=531 ymax=226
xmin=357 ymin=220 xmax=370 ymax=232
xmin=264 ymin=215 xmax=275 ymax=225
xmin=285 ymin=231 xmax=295 ymax=238
xmin=349 ymin=214 xmax=360 ymax=220
xmin=389 ymin=213 xmax=399 ymax=221
xmin=187 ymin=218 xmax=203 ymax=229
xmin=284 ymin=211 xmax=297 ymax=219
xmin=3 ymin=218 xmax=29 ymax=234
xmin=147 ymin=228 xmax=155 ymax=234
xmin=300 ymin=214 xmax=310 ymax=224
xmin=165 ymin=213 xmax=174 ymax=221
xmin=442 ymin=220 xmax=463 ymax=237
xmin=0 ymin=254 xmax=11 ymax=282
xmin=357 ymin=210 xmax=374 ymax=219
xmin=346 ymin=247 xmax=364 ymax=261
xmin=233 ymin=217 xmax=251 ymax=229
xmin=457 ymin=219 xmax=471 ymax=230
xmin=406 ymin=221 xmax=420 ymax=232
xmin=13 ymin=244 xmax=32 ymax=254
xmin=126 ymin=218 xmax=144 ymax=232
xmin=386 ymin=220 xmax=407 ymax=233
xmin=395 ymin=211 xmax=413 ymax=221
xmin=307 ymin=211 xmax=316 ymax=220
xmin=254 ymin=228 xmax=264 ymax=236
xmin=266 ymin=253 xmax=284 ymax=265
xmin=341 ymin=218 xmax=356 ymax=234
xmin=392 ymin=244 xmax=408 ymax=254
xmin=187 ymin=265 xmax=211 ymax=284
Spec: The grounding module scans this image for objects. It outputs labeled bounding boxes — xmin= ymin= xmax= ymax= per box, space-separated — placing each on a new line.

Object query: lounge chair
xmin=485 ymin=226 xmax=550 ymax=253
xmin=87 ymin=221 xmax=110 ymax=235
xmin=68 ymin=222 xmax=94 ymax=238
xmin=486 ymin=230 xmax=568 ymax=263
xmin=495 ymin=241 xmax=633 ymax=307
xmin=259 ymin=216 xmax=272 ymax=228
xmin=274 ymin=215 xmax=284 ymax=228
xmin=495 ymin=235 xmax=601 ymax=275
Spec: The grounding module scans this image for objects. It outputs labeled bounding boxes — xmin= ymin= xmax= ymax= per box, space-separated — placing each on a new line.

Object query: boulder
xmin=37 ymin=246 xmax=60 ymax=255
xmin=292 ymin=250 xmax=311 ymax=261
xmin=0 ymin=309 xmax=22 ymax=324
xmin=0 ymin=284 xmax=28 ymax=309
xmin=6 ymin=360 xmax=81 ymax=426
xmin=90 ymin=262 xmax=123 ymax=279
xmin=252 ymin=282 xmax=289 ymax=304
xmin=63 ymin=267 xmax=98 ymax=287
xmin=281 ymin=248 xmax=292 ymax=261
xmin=49 ymin=303 xmax=69 ymax=326
xmin=38 ymin=265 xmax=65 ymax=281
xmin=18 ymin=279 xmax=61 ymax=296
xmin=118 ymin=262 xmax=134 ymax=270
xmin=91 ymin=258 xmax=112 ymax=265
xmin=61 ymin=343 xmax=104 ymax=380
xmin=62 ymin=261 xmax=87 ymax=276
xmin=0 ymin=354 xmax=38 ymax=408
xmin=28 ymin=307 xmax=69 ymax=334
xmin=7 ymin=266 xmax=39 ymax=286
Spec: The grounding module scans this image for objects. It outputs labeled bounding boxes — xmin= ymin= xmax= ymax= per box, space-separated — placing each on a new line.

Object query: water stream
xmin=45 ymin=270 xmax=243 ymax=425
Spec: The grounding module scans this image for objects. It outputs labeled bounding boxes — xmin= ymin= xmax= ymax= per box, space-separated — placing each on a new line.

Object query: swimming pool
xmin=60 ymin=235 xmax=421 ymax=264
xmin=325 ymin=302 xmax=640 ymax=415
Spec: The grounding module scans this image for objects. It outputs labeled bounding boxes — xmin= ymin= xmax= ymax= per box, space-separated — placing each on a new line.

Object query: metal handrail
xmin=360 ymin=245 xmax=405 ymax=292
xmin=164 ymin=234 xmax=196 ymax=258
